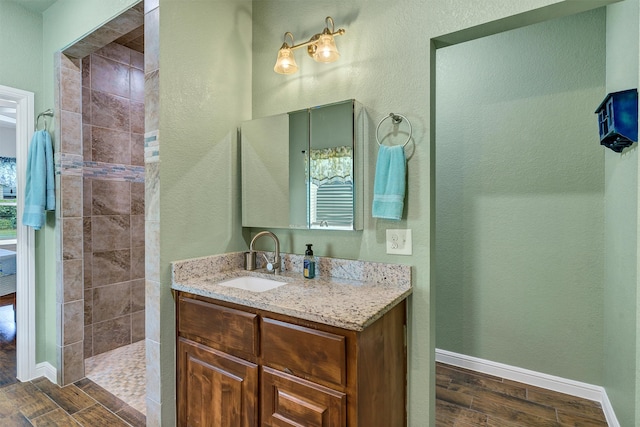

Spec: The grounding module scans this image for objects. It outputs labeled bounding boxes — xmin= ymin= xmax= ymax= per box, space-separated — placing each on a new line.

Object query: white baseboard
xmin=33 ymin=362 xmax=57 ymax=385
xmin=435 ymin=349 xmax=619 ymax=427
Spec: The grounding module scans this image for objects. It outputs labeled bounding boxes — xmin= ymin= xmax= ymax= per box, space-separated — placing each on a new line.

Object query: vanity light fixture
xmin=274 ymin=16 xmax=346 ymax=75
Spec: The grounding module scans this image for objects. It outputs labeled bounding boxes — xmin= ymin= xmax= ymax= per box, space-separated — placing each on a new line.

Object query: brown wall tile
xmin=92 ymin=249 xmax=131 ymax=287
xmin=91 ymin=55 xmax=130 ymax=99
xmin=92 ymin=215 xmax=131 ymax=252
xmin=92 ymin=181 xmax=131 ymax=215
xmin=91 ymin=91 xmax=130 ymax=132
xmin=93 ymin=316 xmax=131 ymax=355
xmin=92 ymin=282 xmax=131 ymax=323
xmin=91 ymin=127 xmax=131 ymax=164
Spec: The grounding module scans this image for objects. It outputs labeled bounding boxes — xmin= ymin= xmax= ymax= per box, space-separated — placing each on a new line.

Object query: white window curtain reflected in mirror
xmin=307 ymin=146 xmax=354 ymax=228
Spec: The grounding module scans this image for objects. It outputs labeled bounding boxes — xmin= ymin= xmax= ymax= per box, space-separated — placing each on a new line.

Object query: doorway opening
xmin=0 ymin=84 xmax=36 ymax=385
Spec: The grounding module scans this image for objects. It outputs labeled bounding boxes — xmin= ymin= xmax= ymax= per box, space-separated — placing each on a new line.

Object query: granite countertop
xmin=171 ymin=252 xmax=412 ymax=331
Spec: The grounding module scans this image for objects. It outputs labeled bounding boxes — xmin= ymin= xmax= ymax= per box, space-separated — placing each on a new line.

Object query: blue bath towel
xmin=372 ymin=144 xmax=406 ymax=220
xmin=23 ymin=130 xmax=55 ymax=230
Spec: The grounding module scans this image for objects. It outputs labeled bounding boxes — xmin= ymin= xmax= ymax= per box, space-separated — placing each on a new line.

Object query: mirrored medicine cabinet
xmin=241 ymin=99 xmax=363 ymax=230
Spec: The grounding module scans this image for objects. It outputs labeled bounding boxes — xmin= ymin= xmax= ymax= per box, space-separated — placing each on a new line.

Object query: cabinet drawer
xmin=262 ymin=366 xmax=346 ymax=427
xmin=178 ymin=296 xmax=258 ymax=357
xmin=262 ymin=318 xmax=346 ymax=387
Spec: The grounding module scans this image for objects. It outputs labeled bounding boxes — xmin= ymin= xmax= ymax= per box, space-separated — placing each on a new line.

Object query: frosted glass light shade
xmin=312 ymin=33 xmax=340 ymax=63
xmin=274 ymin=48 xmax=299 ymax=74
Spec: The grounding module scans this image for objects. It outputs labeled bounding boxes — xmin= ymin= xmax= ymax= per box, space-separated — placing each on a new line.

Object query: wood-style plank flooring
xmin=436 ymin=362 xmax=608 ymax=426
xmin=0 ymin=294 xmax=145 ymax=426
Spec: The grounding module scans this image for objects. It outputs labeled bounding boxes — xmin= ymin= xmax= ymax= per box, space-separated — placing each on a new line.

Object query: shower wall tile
xmin=131 ymin=215 xmax=145 ymax=247
xmin=84 ymin=326 xmax=93 ymax=359
xmin=91 ymin=55 xmax=130 ymax=99
xmin=130 ymin=68 xmax=145 ymax=102
xmin=80 ymin=39 xmax=146 ymax=359
xmin=92 ymin=249 xmax=131 ymax=287
xmin=93 ymin=281 xmax=132 ymax=323
xmin=145 ymin=162 xmax=159 ymax=221
xmin=131 ymin=183 xmax=145 ymax=216
xmin=61 ymin=175 xmax=82 ymax=218
xmin=60 ymin=67 xmax=82 ymax=114
xmin=61 ymin=341 xmax=84 ymax=385
xmin=91 ymin=91 xmax=130 ymax=132
xmin=84 ymin=289 xmax=93 ymax=325
xmin=92 ymin=215 xmax=131 ymax=251
xmin=83 ymin=27 xmax=124 ymax=53
xmin=131 ymin=133 xmax=144 ymax=167
xmin=131 ymin=279 xmax=145 ymax=313
xmin=144 ymin=70 xmax=159 ymax=131
xmin=146 ymin=338 xmax=160 ymax=402
xmin=84 ymin=250 xmax=92 ymax=289
xmin=92 ymin=180 xmax=131 ymax=215
xmin=145 ymin=281 xmax=160 ymax=343
xmin=145 ymin=221 xmax=159 ymax=282
xmin=131 ymin=101 xmax=144 ymax=134
xmin=82 ymin=56 xmax=90 ymax=87
xmin=96 ymin=42 xmax=132 ymax=65
xmin=132 ymin=310 xmax=145 ymax=342
xmin=105 ymin=8 xmax=143 ymax=40
xmin=145 ymin=0 xmax=159 ymax=15
xmin=83 ymin=179 xmax=92 ymax=216
xmin=131 ymin=246 xmax=145 ymax=280
xmin=131 ymin=50 xmax=144 ymax=71
xmin=63 ymin=300 xmax=84 ymax=345
xmin=92 ymin=127 xmax=131 ymax=165
xmin=62 ymin=218 xmax=83 ymax=260
xmin=63 ymin=259 xmax=83 ymax=302
xmin=93 ymin=316 xmax=131 ymax=355
xmin=60 ymin=110 xmax=82 ymax=155
xmin=61 ymin=53 xmax=80 ymax=71
xmin=82 ymin=123 xmax=91 ymax=157
xmin=144 ymin=7 xmax=159 ymax=73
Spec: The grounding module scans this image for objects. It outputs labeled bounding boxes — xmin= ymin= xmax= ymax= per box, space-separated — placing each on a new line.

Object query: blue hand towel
xmin=372 ymin=144 xmax=406 ymax=220
xmin=22 ymin=130 xmax=55 ymax=230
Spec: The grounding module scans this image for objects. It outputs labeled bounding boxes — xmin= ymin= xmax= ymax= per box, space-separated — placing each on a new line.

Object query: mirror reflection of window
xmin=308 ymin=146 xmax=353 ymax=228
xmin=0 ymin=157 xmax=17 ymax=240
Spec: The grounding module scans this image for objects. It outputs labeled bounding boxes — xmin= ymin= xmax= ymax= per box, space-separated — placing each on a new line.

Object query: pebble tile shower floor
xmin=85 ymin=340 xmax=146 ymax=416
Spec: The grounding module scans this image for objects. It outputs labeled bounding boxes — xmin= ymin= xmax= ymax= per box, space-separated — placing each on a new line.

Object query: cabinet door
xmin=178 ymin=338 xmax=258 ymax=427
xmin=261 ymin=366 xmax=346 ymax=427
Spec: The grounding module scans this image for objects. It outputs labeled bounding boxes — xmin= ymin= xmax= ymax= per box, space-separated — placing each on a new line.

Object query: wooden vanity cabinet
xmin=176 ymin=292 xmax=407 ymax=427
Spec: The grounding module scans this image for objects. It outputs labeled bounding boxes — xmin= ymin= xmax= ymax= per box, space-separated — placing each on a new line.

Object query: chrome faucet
xmin=247 ymin=231 xmax=281 ymax=274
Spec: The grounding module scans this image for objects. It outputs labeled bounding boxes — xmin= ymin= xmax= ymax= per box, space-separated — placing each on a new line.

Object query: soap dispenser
xmin=303 ymin=244 xmax=315 ymax=279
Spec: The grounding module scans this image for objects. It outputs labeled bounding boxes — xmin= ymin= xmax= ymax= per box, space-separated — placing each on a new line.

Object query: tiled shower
xmin=81 ymin=43 xmax=145 ymax=359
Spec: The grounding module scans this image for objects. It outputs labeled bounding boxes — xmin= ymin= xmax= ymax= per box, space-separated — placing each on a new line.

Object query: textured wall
xmin=435 ymin=9 xmax=605 ymax=384
xmin=603 ymin=1 xmax=639 ymax=425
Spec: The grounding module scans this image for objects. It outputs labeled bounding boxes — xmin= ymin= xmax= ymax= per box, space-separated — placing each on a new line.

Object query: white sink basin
xmin=216 ymin=276 xmax=287 ymax=293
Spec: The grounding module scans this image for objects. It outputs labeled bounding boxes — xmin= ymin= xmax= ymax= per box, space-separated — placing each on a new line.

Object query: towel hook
xmin=35 ymin=109 xmax=54 ymax=131
xmin=376 ymin=113 xmax=412 ymax=148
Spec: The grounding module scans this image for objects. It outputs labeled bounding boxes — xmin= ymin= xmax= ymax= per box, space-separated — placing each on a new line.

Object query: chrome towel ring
xmin=35 ymin=109 xmax=54 ymax=131
xmin=376 ymin=113 xmax=412 ymax=148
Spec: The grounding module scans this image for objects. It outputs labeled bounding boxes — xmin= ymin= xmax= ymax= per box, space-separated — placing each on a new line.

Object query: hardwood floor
xmin=0 ymin=293 xmax=17 ymax=388
xmin=0 ymin=294 xmax=145 ymax=426
xmin=436 ymin=362 xmax=608 ymax=426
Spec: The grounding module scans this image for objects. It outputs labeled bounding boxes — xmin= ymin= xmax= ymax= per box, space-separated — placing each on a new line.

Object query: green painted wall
xmin=604 ymin=1 xmax=639 ymax=425
xmin=5 ymin=0 xmax=632 ymax=424
xmin=157 ymin=0 xmax=252 ymax=422
xmin=435 ymin=9 xmax=606 ymax=384
xmin=248 ymin=1 xmax=607 ymax=424
xmin=0 ymin=0 xmax=45 ymax=362
xmin=0 ymin=2 xmax=43 ymax=105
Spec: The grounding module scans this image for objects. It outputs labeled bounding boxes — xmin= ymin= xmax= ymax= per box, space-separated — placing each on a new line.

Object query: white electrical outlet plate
xmin=386 ymin=229 xmax=412 ymax=255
